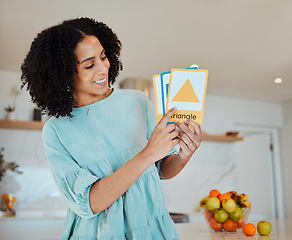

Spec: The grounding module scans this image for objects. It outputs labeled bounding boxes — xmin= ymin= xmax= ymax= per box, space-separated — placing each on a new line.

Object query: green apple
xmin=206 ymin=197 xmax=221 ymax=211
xmin=257 ymin=221 xmax=272 ymax=236
xmin=200 ymin=197 xmax=209 ymax=208
xmin=222 ymin=199 xmax=236 ymax=213
xmin=214 ymin=209 xmax=229 ymax=223
xmin=229 ymin=207 xmax=243 ymax=222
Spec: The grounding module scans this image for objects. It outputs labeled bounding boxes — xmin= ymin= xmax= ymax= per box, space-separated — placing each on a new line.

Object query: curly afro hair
xmin=21 ymin=17 xmax=123 ymax=118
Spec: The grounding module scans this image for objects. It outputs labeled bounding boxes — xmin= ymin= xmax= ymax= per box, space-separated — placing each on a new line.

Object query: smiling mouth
xmin=93 ymin=78 xmax=107 ymax=85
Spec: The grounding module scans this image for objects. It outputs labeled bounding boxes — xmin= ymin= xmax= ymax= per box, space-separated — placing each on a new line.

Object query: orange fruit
xmin=242 ymin=223 xmax=256 ymax=236
xmin=3 ymin=193 xmax=10 ymax=201
xmin=223 ymin=219 xmax=237 ymax=232
xmin=209 ymin=189 xmax=220 ymax=198
xmin=6 ymin=202 xmax=13 ymax=210
xmin=209 ymin=217 xmax=223 ymax=231
xmin=219 ymin=193 xmax=231 ymax=202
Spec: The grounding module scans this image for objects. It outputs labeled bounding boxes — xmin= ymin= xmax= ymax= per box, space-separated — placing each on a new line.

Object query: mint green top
xmin=42 ymin=89 xmax=179 ymax=240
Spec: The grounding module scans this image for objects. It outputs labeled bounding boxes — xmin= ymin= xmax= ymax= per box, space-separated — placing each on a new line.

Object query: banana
xmin=228 ymin=191 xmax=238 ymax=199
xmin=241 ymin=193 xmax=248 ymax=201
xmin=227 ymin=192 xmax=249 ymax=206
xmin=240 ymin=201 xmax=251 ymax=208
xmin=236 ymin=194 xmax=244 ymax=204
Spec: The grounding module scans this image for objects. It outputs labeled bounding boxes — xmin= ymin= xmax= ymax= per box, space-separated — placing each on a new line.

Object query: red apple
xmin=237 ymin=218 xmax=245 ymax=228
xmin=209 ymin=217 xmax=223 ymax=231
xmin=205 ymin=210 xmax=213 ymax=221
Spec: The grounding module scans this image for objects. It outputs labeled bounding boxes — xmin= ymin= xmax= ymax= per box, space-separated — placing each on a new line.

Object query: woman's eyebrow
xmin=80 ymin=49 xmax=105 ymax=64
xmin=80 ymin=57 xmax=95 ymax=64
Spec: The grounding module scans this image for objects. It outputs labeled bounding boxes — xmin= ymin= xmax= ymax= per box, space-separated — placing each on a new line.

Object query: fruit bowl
xmin=201 ymin=207 xmax=251 ymax=232
xmin=200 ymin=190 xmax=251 ymax=232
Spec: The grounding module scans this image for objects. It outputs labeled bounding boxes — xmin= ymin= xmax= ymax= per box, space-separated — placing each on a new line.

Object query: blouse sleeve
xmin=42 ymin=121 xmax=99 ymax=219
xmin=143 ymin=93 xmax=178 ymax=179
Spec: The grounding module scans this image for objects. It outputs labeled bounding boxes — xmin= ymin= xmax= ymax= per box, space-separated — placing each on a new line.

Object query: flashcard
xmin=161 ymin=71 xmax=171 ymax=115
xmin=160 ymin=65 xmax=199 ymax=117
xmin=166 ymin=69 xmax=208 ymax=124
xmin=153 ymin=65 xmax=207 ymax=124
xmin=152 ymin=74 xmax=164 ymax=123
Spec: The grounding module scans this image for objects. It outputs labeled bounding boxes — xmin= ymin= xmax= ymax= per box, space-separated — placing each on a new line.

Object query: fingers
xmin=176 ymin=120 xmax=202 ymax=150
xmin=158 ymin=107 xmax=177 ymax=126
xmin=175 ymin=121 xmax=194 ymax=140
xmin=178 ymin=139 xmax=189 ymax=152
xmin=179 ymin=131 xmax=192 ymax=147
xmin=178 ymin=138 xmax=193 ymax=159
xmin=176 ymin=120 xmax=201 ymax=139
xmin=172 ymin=137 xmax=180 ymax=147
xmin=165 ymin=123 xmax=176 ymax=133
xmin=185 ymin=120 xmax=202 ymax=136
xmin=169 ymin=128 xmax=179 ymax=140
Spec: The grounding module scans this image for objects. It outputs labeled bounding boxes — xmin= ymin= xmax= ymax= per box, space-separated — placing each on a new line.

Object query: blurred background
xmin=0 ymin=0 xmax=291 ymax=229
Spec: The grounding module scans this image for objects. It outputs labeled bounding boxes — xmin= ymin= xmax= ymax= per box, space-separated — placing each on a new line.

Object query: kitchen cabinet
xmin=0 ymin=119 xmax=243 ymax=142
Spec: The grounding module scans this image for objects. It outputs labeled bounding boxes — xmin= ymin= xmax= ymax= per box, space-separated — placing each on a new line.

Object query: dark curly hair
xmin=21 ymin=17 xmax=123 ymax=118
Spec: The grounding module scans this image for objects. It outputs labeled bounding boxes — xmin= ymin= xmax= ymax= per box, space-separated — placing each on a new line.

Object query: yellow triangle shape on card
xmin=171 ymin=79 xmax=199 ymax=103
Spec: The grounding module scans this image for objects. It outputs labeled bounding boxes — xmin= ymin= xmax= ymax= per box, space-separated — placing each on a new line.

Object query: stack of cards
xmin=153 ymin=65 xmax=208 ymax=124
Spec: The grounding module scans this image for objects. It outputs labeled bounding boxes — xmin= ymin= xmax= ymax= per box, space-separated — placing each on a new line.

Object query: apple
xmin=257 ymin=221 xmax=272 ymax=236
xmin=222 ymin=199 xmax=236 ymax=213
xmin=237 ymin=218 xmax=245 ymax=228
xmin=205 ymin=210 xmax=213 ymax=221
xmin=229 ymin=207 xmax=243 ymax=222
xmin=209 ymin=217 xmax=223 ymax=231
xmin=200 ymin=197 xmax=209 ymax=208
xmin=215 ymin=209 xmax=229 ymax=223
xmin=206 ymin=197 xmax=221 ymax=211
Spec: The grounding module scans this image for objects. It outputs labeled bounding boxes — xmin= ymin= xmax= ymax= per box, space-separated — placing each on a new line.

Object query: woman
xmin=21 ymin=17 xmax=202 ymax=239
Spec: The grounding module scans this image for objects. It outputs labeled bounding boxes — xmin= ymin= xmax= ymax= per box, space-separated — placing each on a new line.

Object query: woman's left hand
xmin=175 ymin=120 xmax=202 ymax=161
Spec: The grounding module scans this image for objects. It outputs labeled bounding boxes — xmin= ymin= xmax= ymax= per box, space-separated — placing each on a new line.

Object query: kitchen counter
xmin=0 ymin=212 xmax=291 ymax=240
xmin=176 ymin=218 xmax=291 ymax=240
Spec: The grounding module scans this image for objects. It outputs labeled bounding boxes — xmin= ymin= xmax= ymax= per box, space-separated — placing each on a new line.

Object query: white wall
xmin=203 ymin=94 xmax=283 ymax=134
xmin=0 ymin=70 xmax=36 ymax=121
xmin=0 ymin=70 xmax=66 ymax=212
xmin=0 ymin=70 xmax=289 ymax=219
xmin=281 ymin=100 xmax=292 ymax=218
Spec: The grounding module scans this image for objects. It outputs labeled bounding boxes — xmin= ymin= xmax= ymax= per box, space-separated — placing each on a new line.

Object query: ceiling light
xmin=274 ymin=78 xmax=282 ymax=84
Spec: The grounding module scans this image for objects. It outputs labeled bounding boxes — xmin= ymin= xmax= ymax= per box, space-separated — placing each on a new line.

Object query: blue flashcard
xmin=160 ymin=71 xmax=171 ymax=115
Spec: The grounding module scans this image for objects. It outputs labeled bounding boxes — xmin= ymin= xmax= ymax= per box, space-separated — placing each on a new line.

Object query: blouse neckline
xmin=72 ymin=88 xmax=117 ymax=115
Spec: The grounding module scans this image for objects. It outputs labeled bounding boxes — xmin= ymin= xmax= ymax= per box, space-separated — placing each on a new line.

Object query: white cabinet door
xmin=235 ymin=132 xmax=275 ymax=219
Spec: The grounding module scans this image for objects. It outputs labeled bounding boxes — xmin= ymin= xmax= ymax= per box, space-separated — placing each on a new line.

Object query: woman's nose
xmin=96 ymin=61 xmax=108 ymax=75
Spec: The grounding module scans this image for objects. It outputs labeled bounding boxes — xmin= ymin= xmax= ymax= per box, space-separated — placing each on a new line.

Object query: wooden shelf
xmin=0 ymin=119 xmax=44 ymax=131
xmin=202 ymin=131 xmax=243 ymax=142
xmin=0 ymin=120 xmax=243 ymax=142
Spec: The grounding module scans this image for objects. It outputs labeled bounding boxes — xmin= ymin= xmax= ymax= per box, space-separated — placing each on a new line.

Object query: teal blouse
xmin=42 ymin=89 xmax=179 ymax=240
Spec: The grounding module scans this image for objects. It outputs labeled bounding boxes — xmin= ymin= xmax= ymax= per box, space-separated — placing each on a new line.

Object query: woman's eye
xmin=85 ymin=63 xmax=94 ymax=69
xmin=101 ymin=56 xmax=107 ymax=61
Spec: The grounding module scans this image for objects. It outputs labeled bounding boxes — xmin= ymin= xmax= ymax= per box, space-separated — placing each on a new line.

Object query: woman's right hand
xmin=143 ymin=107 xmax=180 ymax=163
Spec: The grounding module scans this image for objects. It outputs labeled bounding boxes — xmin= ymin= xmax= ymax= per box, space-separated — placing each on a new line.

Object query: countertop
xmin=0 ymin=212 xmax=290 ymax=240
xmin=176 ymin=218 xmax=291 ymax=240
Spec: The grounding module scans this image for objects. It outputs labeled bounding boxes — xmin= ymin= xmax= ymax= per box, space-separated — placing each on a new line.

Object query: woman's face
xmin=72 ymin=35 xmax=111 ymax=106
